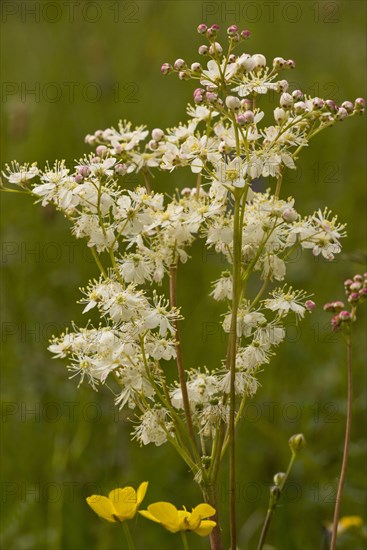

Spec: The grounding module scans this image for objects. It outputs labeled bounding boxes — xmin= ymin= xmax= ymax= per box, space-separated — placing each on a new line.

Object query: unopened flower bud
xmin=161 ymin=63 xmax=173 ymax=75
xmin=359 ymin=288 xmax=367 ymax=298
xmin=114 ymin=163 xmax=127 ymax=176
xmin=152 ymin=128 xmax=164 ymax=141
xmin=292 ymin=90 xmax=304 ymax=100
xmin=353 ymin=274 xmax=363 ymax=282
xmin=270 ymin=485 xmax=281 ymax=499
xmin=285 ymin=59 xmax=296 ymax=69
xmin=252 ymin=53 xmax=266 ymax=68
xmin=341 ymin=101 xmax=354 ymax=113
xmin=148 ymin=139 xmax=158 ymax=150
xmin=174 ymin=58 xmax=186 ymax=70
xmin=191 ymin=62 xmax=202 ymax=73
xmin=209 ymin=42 xmax=223 ymax=55
xmin=178 ymin=71 xmax=190 ymax=80
xmin=312 ymin=97 xmax=324 ymax=110
xmin=197 ymin=23 xmax=207 ymax=34
xmin=339 ymin=310 xmax=352 ymax=320
xmin=198 ymin=45 xmax=209 ymax=55
xmin=240 ymin=29 xmax=251 ymax=39
xmin=325 ymin=99 xmax=338 ymax=113
xmin=323 ymin=301 xmax=345 ymax=312
xmin=181 ymin=187 xmax=191 ymax=196
xmin=273 ymin=57 xmax=286 ymax=69
xmin=241 ymin=98 xmax=252 ymax=110
xmin=207 ymin=25 xmax=219 ymax=38
xmin=228 ymin=54 xmax=237 ymax=63
xmin=274 ymin=107 xmax=287 ymax=123
xmin=277 ymin=80 xmax=289 ymax=92
xmin=96 ymin=145 xmax=108 ymax=157
xmin=194 ymin=94 xmax=204 ymax=104
xmin=273 ymin=472 xmax=286 ymax=486
xmin=344 ymin=278 xmax=353 ymax=288
xmin=354 ymin=97 xmax=365 ymax=110
xmin=294 ymin=101 xmax=307 ymax=114
xmin=226 ymin=95 xmax=241 ymax=110
xmin=348 ymin=293 xmax=359 ymax=303
xmin=227 ymin=25 xmax=238 ymax=36
xmin=78 ymin=166 xmax=90 ymax=178
xmin=206 ymin=91 xmax=218 ymax=103
xmin=289 ymin=433 xmax=306 ymax=454
xmin=350 ymin=281 xmax=362 ymax=291
xmin=305 ymin=300 xmax=316 ymax=311
xmin=320 ymin=113 xmax=334 ymax=124
xmin=336 ymin=107 xmax=348 ymax=121
xmin=237 ymin=111 xmax=254 ymax=125
xmin=282 ymin=207 xmax=298 ymax=222
xmin=280 ymin=92 xmax=293 ymax=108
xmin=74 ymin=174 xmax=83 ymax=183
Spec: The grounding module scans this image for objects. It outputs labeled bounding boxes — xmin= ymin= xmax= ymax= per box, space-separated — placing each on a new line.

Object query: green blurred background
xmin=1 ymin=1 xmax=366 ymax=549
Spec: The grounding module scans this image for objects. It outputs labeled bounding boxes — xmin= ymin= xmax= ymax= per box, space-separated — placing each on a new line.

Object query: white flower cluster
xmin=3 ymin=24 xmax=363 ymax=453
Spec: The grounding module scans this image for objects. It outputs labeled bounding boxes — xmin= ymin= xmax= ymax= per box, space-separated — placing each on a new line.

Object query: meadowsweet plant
xmin=2 ymin=23 xmax=365 ymax=550
xmin=324 ymin=273 xmax=367 ymax=550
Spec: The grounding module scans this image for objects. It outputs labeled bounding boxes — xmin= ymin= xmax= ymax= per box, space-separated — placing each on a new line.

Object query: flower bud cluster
xmin=324 ymin=273 xmax=367 ymax=332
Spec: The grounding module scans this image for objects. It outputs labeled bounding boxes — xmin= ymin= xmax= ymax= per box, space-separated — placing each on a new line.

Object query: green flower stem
xmin=257 ymin=452 xmax=297 ymax=550
xmin=169 ymin=265 xmax=200 ymax=460
xmin=143 ymin=169 xmax=151 ymax=193
xmin=330 ymin=333 xmax=353 ymax=550
xmin=91 ymin=247 xmax=108 ymax=277
xmin=122 ymin=522 xmax=135 ymax=550
xmin=180 ymin=531 xmax=190 ymax=550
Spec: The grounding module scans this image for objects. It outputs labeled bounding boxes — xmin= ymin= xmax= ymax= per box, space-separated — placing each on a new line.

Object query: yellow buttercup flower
xmin=139 ymin=502 xmax=216 ymax=536
xmin=337 ymin=515 xmax=363 ymax=534
xmin=86 ymin=481 xmax=148 ymax=523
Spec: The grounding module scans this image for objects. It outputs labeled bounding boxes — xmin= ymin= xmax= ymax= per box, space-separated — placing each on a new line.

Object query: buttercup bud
xmin=289 ymin=433 xmax=306 ymax=453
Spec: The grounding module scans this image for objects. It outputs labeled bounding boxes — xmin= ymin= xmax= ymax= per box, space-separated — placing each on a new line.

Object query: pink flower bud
xmin=282 ymin=208 xmax=298 ymax=222
xmin=359 ymin=288 xmax=367 ymax=298
xmin=312 ymin=97 xmax=324 ymax=110
xmin=292 ymin=90 xmax=303 ymax=100
xmin=74 ymin=174 xmax=83 ymax=183
xmin=96 ymin=145 xmax=108 ymax=157
xmin=241 ymin=98 xmax=252 ymax=110
xmin=206 ymin=92 xmax=218 ymax=103
xmin=294 ymin=101 xmax=307 ymax=115
xmin=353 ymin=274 xmax=363 ymax=282
xmin=114 ymin=163 xmax=127 ymax=176
xmin=341 ymin=101 xmax=354 ymax=113
xmin=348 ymin=292 xmax=359 ymax=303
xmin=305 ymin=300 xmax=316 ymax=311
xmin=336 ymin=107 xmax=348 ymax=120
xmin=225 ymin=95 xmax=240 ymax=110
xmin=209 ymin=42 xmax=223 ymax=55
xmin=227 ymin=25 xmax=238 ymax=36
xmin=350 ymin=281 xmax=362 ymax=291
xmin=339 ymin=310 xmax=352 ymax=321
xmin=344 ymin=278 xmax=353 ymax=288
xmin=148 ymin=139 xmax=158 ymax=150
xmin=161 ymin=63 xmax=173 ymax=75
xmin=78 ymin=166 xmax=90 ymax=178
xmin=228 ymin=54 xmax=237 ymax=63
xmin=198 ymin=45 xmax=209 ymax=55
xmin=194 ymin=94 xmax=203 ymax=104
xmin=240 ymin=29 xmax=251 ymax=39
xmin=174 ymin=58 xmax=186 ymax=70
xmin=354 ymin=97 xmax=365 ymax=110
xmin=277 ymin=80 xmax=289 ymax=92
xmin=237 ymin=111 xmax=254 ymax=125
xmin=280 ymin=92 xmax=293 ymax=108
xmin=152 ymin=128 xmax=164 ymax=141
xmin=285 ymin=59 xmax=296 ymax=69
xmin=325 ymin=99 xmax=338 ymax=113
xmin=178 ymin=71 xmax=190 ymax=80
xmin=197 ymin=23 xmax=207 ymax=34
xmin=323 ymin=301 xmax=345 ymax=312
xmin=191 ymin=62 xmax=202 ymax=73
